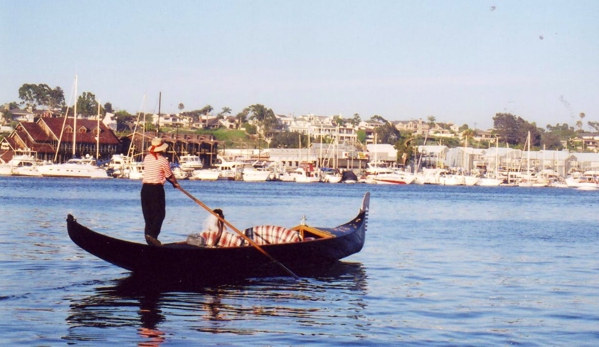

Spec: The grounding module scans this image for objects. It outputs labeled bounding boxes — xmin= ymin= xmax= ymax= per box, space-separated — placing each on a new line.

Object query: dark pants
xmin=141 ymin=183 xmax=166 ymax=243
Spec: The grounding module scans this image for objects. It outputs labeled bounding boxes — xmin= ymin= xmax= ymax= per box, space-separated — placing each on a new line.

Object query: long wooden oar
xmin=177 ymin=186 xmax=300 ymax=280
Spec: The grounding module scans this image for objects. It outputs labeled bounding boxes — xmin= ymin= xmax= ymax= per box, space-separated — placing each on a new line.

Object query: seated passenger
xmin=199 ymin=209 xmax=245 ymax=247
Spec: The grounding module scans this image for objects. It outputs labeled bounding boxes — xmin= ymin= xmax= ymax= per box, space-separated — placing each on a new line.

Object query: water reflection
xmin=137 ymin=293 xmax=165 ymax=346
xmin=65 ymin=262 xmax=368 ymax=344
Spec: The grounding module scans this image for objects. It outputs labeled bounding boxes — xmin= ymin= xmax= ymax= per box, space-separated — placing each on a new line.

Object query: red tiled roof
xmin=39 ymin=117 xmax=120 ymax=145
xmin=19 ymin=122 xmax=51 ymax=142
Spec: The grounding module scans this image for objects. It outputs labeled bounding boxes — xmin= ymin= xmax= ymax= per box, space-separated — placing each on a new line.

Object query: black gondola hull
xmin=67 ymin=193 xmax=369 ymax=279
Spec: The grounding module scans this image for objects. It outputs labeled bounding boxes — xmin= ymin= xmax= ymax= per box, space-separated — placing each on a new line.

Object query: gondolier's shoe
xmin=145 ymin=234 xmax=162 ymax=246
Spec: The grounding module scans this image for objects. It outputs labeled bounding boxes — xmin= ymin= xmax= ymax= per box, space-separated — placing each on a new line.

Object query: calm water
xmin=1 ymin=177 xmax=598 ymax=346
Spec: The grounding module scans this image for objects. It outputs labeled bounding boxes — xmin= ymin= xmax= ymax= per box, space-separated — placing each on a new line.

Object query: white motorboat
xmin=107 ymin=154 xmax=133 ymax=178
xmin=189 ymin=169 xmax=220 ymax=181
xmin=38 ymin=155 xmax=110 ymax=179
xmin=365 ymin=161 xmax=393 ymax=175
xmin=322 ymin=172 xmax=342 ymax=183
xmin=173 ymin=167 xmax=189 ymax=180
xmin=320 ymin=168 xmax=342 ymax=183
xmin=215 ymin=156 xmax=243 ymax=180
xmin=371 ymin=170 xmax=415 ymax=185
xmin=463 ymin=175 xmax=480 ymax=186
xmin=477 ymin=177 xmax=502 ymax=186
xmin=240 ymin=164 xmax=271 ymax=182
xmin=437 ymin=170 xmax=464 ymax=186
xmin=362 ymin=162 xmax=395 ymax=184
xmin=179 ymin=155 xmax=203 ymax=171
xmin=573 ymin=174 xmax=599 ymax=190
xmin=290 ymin=166 xmax=320 ymax=183
xmin=0 ymin=151 xmax=43 ymax=177
xmin=565 ymin=171 xmax=599 ymax=189
xmin=125 ymin=162 xmax=144 ymax=180
xmin=266 ymin=162 xmax=295 ymax=182
xmin=414 ymin=168 xmax=441 ymax=185
xmin=274 ymin=171 xmax=295 ymax=182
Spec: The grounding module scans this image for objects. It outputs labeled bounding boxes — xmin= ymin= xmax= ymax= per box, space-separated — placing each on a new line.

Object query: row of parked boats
xmin=106 ymin=154 xmax=342 ymax=183
xmin=0 ymin=151 xmax=338 ymax=183
xmin=361 ymin=161 xmax=599 ymax=190
xmin=0 ymin=151 xmax=109 ymax=179
xmin=2 ymin=151 xmax=599 ymax=189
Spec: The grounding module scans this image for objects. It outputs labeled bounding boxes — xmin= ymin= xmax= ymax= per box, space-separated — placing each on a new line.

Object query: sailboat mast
xmin=96 ymin=100 xmax=100 ymax=159
xmin=336 ymin=125 xmax=339 ymax=169
xmin=319 ymin=124 xmax=323 ymax=168
xmin=527 ymin=131 xmax=531 ymax=175
xmin=157 ymin=91 xmax=161 ymax=134
xmin=495 ymin=137 xmax=499 ymax=178
xmin=73 ymin=75 xmax=78 ymax=158
xmin=54 ymin=76 xmax=76 ymax=163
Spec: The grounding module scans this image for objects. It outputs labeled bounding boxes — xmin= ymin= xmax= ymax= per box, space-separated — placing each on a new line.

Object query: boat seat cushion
xmin=200 ymin=230 xmax=245 ymax=247
xmin=250 ymin=225 xmax=301 ymax=245
xmin=199 ymin=225 xmax=300 ymax=248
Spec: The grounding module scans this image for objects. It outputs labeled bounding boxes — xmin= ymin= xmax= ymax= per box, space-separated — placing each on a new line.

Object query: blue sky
xmin=1 ymin=0 xmax=597 ymax=130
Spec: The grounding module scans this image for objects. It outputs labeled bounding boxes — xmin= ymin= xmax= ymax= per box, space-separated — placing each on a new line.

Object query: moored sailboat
xmin=37 ymin=76 xmax=110 ymax=179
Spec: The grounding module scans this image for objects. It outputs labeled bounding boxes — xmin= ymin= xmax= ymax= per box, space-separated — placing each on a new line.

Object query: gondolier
xmin=141 ymin=137 xmax=180 ymax=246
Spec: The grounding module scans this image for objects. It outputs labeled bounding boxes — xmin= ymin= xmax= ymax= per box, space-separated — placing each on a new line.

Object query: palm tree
xmin=577 ymin=112 xmax=586 ymax=131
xmin=220 ymin=107 xmax=232 ymax=116
xmin=462 ymin=128 xmax=475 ymax=146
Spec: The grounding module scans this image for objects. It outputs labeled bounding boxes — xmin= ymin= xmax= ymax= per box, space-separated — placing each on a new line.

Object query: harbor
xmin=3 ymin=145 xmax=599 ymax=190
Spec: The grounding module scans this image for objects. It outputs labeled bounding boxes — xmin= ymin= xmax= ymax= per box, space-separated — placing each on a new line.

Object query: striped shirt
xmin=142 ymin=154 xmax=173 ymax=184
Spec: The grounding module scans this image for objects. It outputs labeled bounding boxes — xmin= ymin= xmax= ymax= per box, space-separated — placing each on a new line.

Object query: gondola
xmin=66 ymin=192 xmax=369 ymax=280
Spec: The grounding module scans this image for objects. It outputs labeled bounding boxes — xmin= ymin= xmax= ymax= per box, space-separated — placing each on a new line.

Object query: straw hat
xmin=150 ymin=138 xmax=168 ymax=152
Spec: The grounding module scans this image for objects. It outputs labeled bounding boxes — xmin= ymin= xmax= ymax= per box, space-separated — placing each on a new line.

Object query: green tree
xmin=248 ymin=104 xmax=280 ymax=137
xmin=427 ymin=115 xmax=436 ymax=127
xmin=352 ymin=113 xmax=361 ymax=126
xmin=577 ymin=112 xmax=586 ymax=131
xmin=541 ymin=132 xmax=563 ymax=150
xmin=493 ymin=113 xmax=541 ymax=147
xmin=114 ymin=110 xmax=135 ymax=132
xmin=395 ymin=132 xmax=414 ymax=166
xmin=270 ymin=131 xmax=306 ymax=148
xmin=18 ymin=83 xmax=37 ymax=109
xmin=47 ymin=85 xmax=65 ymax=110
xmin=375 ymin=123 xmax=400 ymax=145
xmin=332 ymin=115 xmax=344 ymax=126
xmin=588 ymin=121 xmax=599 ymax=132
xmin=103 ymin=102 xmax=114 ymax=114
xmin=76 ymin=92 xmax=98 ymax=116
xmin=545 ymin=123 xmax=577 ymax=149
xmin=356 ymin=129 xmax=366 ymax=144
xmin=200 ymin=105 xmax=213 ymax=115
xmin=462 ymin=128 xmax=475 ymax=146
xmin=218 ymin=107 xmax=232 ymax=117
xmin=236 ymin=108 xmax=249 ymax=129
xmin=370 ymin=115 xmax=386 ymax=124
xmin=243 ymin=122 xmax=257 ymax=135
xmin=18 ymin=83 xmax=65 ymax=110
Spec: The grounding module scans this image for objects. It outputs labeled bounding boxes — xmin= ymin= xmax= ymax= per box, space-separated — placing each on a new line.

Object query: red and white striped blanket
xmin=199 ymin=225 xmax=300 ymax=248
xmin=200 ymin=230 xmax=245 ymax=247
xmin=251 ymin=225 xmax=300 ymax=245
